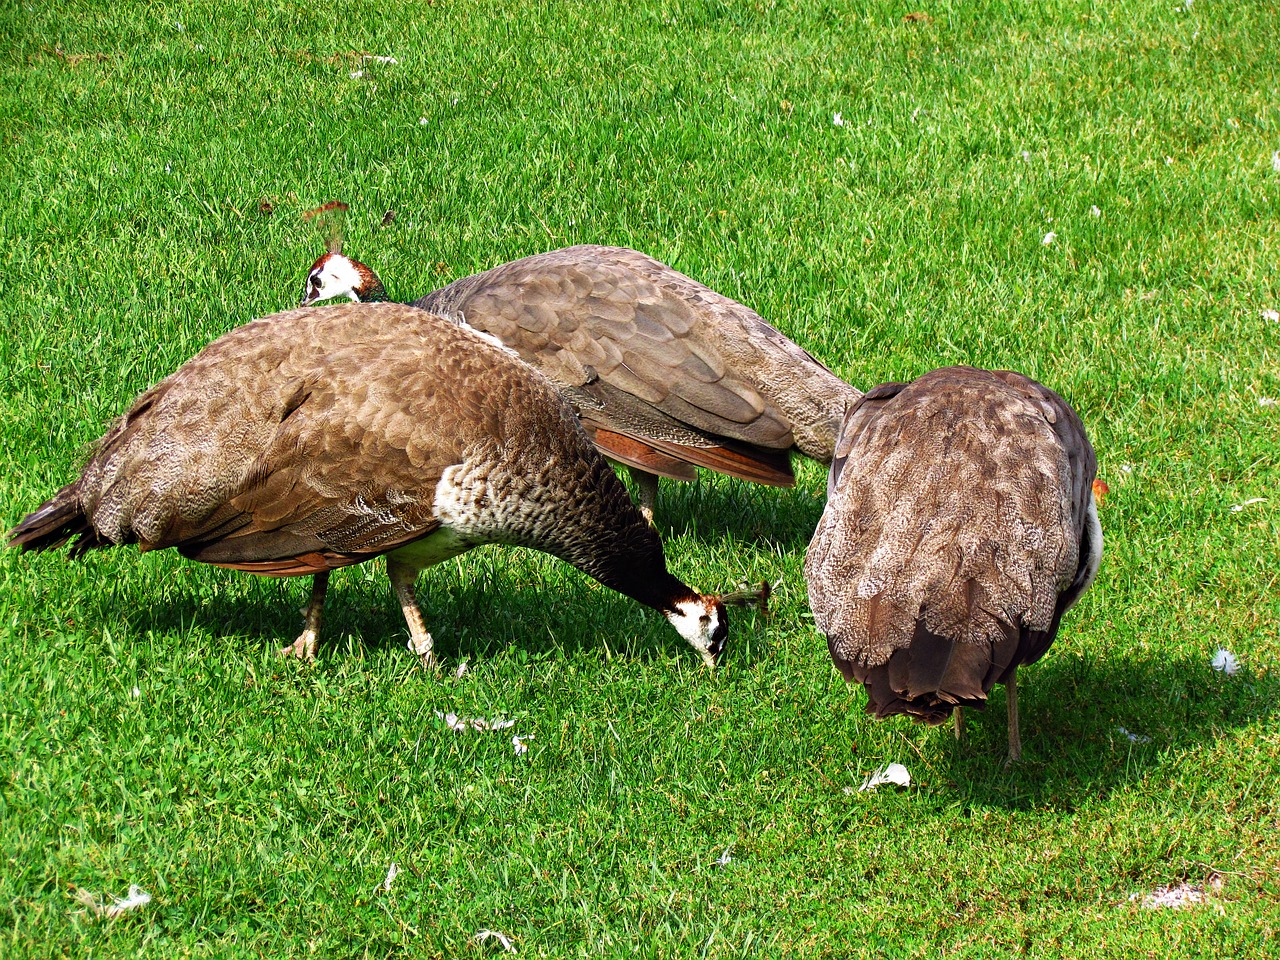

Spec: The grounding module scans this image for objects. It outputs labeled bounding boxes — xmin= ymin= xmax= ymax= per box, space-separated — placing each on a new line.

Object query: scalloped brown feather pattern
xmin=415 ymin=245 xmax=860 ymax=486
xmin=805 ymin=365 xmax=1099 ymax=724
xmin=8 ymin=303 xmax=717 ymax=660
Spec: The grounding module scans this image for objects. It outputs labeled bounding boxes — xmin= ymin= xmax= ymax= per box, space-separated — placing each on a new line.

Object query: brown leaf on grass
xmin=258 ymin=200 xmax=274 ymax=217
xmin=45 ymin=46 xmax=117 ymax=67
xmin=1092 ymin=478 xmax=1110 ymax=505
xmin=903 ymin=12 xmax=933 ymax=24
xmin=381 ymin=210 xmax=396 ymax=226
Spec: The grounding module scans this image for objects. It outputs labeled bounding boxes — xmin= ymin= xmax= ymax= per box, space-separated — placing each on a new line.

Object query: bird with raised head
xmin=299 ymin=223 xmax=860 ymax=522
xmin=804 ymin=365 xmax=1101 ymax=761
xmin=8 ymin=302 xmax=729 ymax=668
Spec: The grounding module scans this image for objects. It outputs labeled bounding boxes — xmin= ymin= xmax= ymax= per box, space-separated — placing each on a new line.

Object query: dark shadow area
xmin=886 ymin=647 xmax=1280 ymax=811
xmin=636 ymin=468 xmax=830 ymax=555
xmin=93 ymin=548 xmax=772 ymax=670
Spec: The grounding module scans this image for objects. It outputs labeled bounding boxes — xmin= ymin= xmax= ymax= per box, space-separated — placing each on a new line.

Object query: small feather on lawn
xmin=474 ymin=929 xmax=517 ymax=952
xmin=1229 ymin=498 xmax=1265 ymax=513
xmin=376 ymin=862 xmax=399 ymax=893
xmin=436 ymin=711 xmax=515 ymax=732
xmin=1116 ymin=726 xmax=1151 ymax=744
xmin=859 ymin=762 xmax=911 ymax=792
xmin=1128 ymin=875 xmax=1224 ymax=912
xmin=1211 ymin=648 xmax=1240 ymax=675
xmin=74 ymin=884 xmax=151 ymax=919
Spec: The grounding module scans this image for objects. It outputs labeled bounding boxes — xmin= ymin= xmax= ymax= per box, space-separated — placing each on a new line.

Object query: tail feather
xmin=7 ymin=483 xmax=102 ymax=555
xmin=844 ymin=617 xmax=1025 ymax=724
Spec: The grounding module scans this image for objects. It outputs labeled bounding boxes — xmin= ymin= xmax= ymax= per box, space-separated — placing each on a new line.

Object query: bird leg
xmin=387 ymin=557 xmax=436 ymax=669
xmin=1005 ymin=667 xmax=1021 ymax=763
xmin=952 ymin=705 xmax=965 ymax=744
xmin=629 ymin=467 xmax=660 ymax=525
xmin=281 ymin=572 xmax=329 ymax=660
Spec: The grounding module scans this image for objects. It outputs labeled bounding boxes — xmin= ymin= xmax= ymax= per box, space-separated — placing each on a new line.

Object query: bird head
xmin=300 ymin=252 xmax=389 ymax=306
xmin=665 ymin=595 xmax=729 ymax=668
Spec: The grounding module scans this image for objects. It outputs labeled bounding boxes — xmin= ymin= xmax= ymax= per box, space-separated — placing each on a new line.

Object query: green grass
xmin=2 ymin=0 xmax=1279 ymax=955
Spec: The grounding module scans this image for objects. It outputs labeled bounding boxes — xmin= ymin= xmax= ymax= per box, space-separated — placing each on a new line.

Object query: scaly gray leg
xmin=629 ymin=467 xmax=660 ymax=526
xmin=1005 ymin=668 xmax=1021 ymax=763
xmin=953 ymin=705 xmax=965 ymax=744
xmin=281 ymin=572 xmax=329 ymax=660
xmin=387 ymin=557 xmax=436 ymax=669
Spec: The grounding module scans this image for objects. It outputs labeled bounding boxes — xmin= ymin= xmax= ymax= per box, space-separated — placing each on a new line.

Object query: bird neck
xmin=350 ymin=259 xmax=390 ymax=303
xmin=359 ymin=278 xmax=390 ymax=303
xmin=535 ymin=457 xmax=698 ymax=616
xmin=579 ymin=542 xmax=700 ymax=616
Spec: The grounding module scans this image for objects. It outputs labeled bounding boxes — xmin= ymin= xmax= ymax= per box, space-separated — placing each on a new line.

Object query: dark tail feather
xmin=853 ymin=618 xmax=1024 ymax=725
xmin=7 ymin=483 xmax=101 ymax=556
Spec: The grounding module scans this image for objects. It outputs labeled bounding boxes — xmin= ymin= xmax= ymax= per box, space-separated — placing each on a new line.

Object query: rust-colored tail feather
xmin=588 ymin=427 xmax=794 ymax=487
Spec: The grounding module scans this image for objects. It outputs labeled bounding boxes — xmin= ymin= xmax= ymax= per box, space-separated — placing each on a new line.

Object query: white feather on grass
xmin=376 ymin=862 xmax=399 ymax=893
xmin=436 ymin=711 xmax=515 ymax=733
xmin=1128 ymin=875 xmax=1224 ymax=912
xmin=1229 ymin=498 xmax=1265 ymax=513
xmin=474 ymin=929 xmax=517 ymax=952
xmin=1116 ymin=726 xmax=1152 ymax=744
xmin=74 ymin=884 xmax=151 ymax=919
xmin=1211 ymin=649 xmax=1240 ymax=676
xmin=859 ymin=763 xmax=911 ymax=792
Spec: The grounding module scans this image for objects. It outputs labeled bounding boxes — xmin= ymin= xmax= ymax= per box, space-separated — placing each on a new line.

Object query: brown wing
xmin=65 ymin=304 xmax=530 ymax=576
xmin=804 ymin=365 xmax=1099 ymax=720
xmin=415 ymin=245 xmax=860 ymax=482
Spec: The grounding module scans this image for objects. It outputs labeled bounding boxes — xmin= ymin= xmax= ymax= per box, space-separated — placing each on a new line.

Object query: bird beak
xmin=300 ymin=290 xmax=317 ymax=308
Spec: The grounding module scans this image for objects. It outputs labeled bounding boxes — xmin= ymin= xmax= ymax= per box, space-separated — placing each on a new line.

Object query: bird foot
xmin=406 ymin=632 xmax=437 ymax=670
xmin=280 ymin=631 xmax=318 ymax=661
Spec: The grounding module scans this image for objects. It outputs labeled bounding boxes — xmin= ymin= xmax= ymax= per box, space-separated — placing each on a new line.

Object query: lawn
xmin=1 ymin=0 xmax=1277 ymax=956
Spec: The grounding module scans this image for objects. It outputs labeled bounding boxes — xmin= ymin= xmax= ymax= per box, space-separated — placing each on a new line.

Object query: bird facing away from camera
xmin=804 ymin=365 xmax=1101 ymax=761
xmin=8 ymin=302 xmax=729 ymax=668
xmin=300 ymin=240 xmax=862 ymax=522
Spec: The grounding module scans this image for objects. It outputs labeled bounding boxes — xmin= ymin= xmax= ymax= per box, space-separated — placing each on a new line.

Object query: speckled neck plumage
xmin=433 ymin=407 xmax=697 ymax=616
xmin=354 ymin=262 xmax=389 ymax=302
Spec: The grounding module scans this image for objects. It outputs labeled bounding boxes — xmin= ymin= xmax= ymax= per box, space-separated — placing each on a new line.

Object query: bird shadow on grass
xmin=642 ymin=470 xmax=828 ymax=556
xmin=909 ymin=649 xmax=1279 ymax=811
xmin=99 ymin=551 xmax=731 ymax=670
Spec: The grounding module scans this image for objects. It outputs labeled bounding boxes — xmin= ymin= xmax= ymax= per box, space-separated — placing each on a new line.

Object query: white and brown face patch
xmin=666 ymin=595 xmax=729 ymax=668
xmin=301 ymin=253 xmax=366 ymax=306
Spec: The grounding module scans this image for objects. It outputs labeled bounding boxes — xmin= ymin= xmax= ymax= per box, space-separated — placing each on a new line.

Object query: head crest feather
xmin=302 ymin=200 xmax=348 ymax=254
